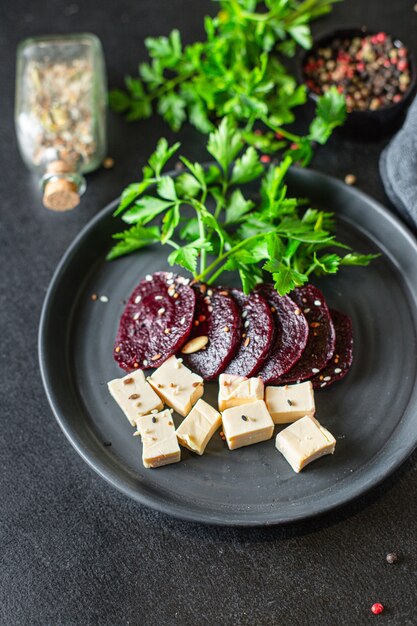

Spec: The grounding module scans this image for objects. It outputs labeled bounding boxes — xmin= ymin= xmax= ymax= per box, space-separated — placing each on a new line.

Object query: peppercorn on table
xmin=2 ymin=0 xmax=417 ymax=625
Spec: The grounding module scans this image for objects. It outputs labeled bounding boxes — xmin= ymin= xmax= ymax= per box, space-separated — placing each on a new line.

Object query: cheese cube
xmin=265 ymin=381 xmax=315 ymax=424
xmin=218 ymin=374 xmax=264 ymax=412
xmin=136 ymin=409 xmax=181 ymax=468
xmin=176 ymin=399 xmax=222 ymax=455
xmin=107 ymin=369 xmax=164 ymax=426
xmin=275 ymin=415 xmax=336 ymax=473
xmin=221 ymin=400 xmax=274 ymax=450
xmin=148 ymin=356 xmax=204 ymax=416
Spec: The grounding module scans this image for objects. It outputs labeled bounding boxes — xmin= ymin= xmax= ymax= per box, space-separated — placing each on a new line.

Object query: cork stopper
xmin=43 ymin=160 xmax=80 ymax=211
xmin=43 ymin=178 xmax=80 ymax=211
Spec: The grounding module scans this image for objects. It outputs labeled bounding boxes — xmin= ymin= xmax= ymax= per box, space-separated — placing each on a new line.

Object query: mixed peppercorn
xmin=304 ymin=32 xmax=411 ymax=112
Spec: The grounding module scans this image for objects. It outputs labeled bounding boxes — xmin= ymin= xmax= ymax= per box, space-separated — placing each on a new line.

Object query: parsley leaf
xmin=231 ymin=147 xmax=264 ymax=184
xmin=225 ymin=190 xmax=255 ymax=224
xmin=149 ymin=139 xmax=180 ymax=177
xmin=175 ymin=173 xmax=201 ymax=198
xmin=168 ymin=238 xmax=213 ymax=273
xmin=313 ymin=252 xmax=341 ymax=274
xmin=122 ymin=197 xmax=175 ymax=225
xmin=309 ymin=87 xmax=347 ymax=144
xmin=157 ymin=176 xmax=178 ymax=201
xmin=157 ymin=93 xmax=187 ymax=131
xmin=107 ymin=224 xmax=160 ymax=260
xmin=341 ymin=252 xmax=380 ymax=266
xmin=207 ymin=118 xmax=243 ymax=173
xmin=161 ymin=204 xmax=180 ymax=243
xmin=263 ymin=258 xmax=309 ymax=294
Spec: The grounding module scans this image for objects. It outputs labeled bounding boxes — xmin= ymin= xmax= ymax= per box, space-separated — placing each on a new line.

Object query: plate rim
xmin=38 ymin=166 xmax=417 ymax=526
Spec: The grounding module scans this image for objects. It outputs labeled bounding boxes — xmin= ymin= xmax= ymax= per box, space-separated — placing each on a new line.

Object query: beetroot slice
xmin=223 ymin=289 xmax=275 ymax=377
xmin=182 ymin=286 xmax=241 ymax=380
xmin=312 ymin=309 xmax=353 ymax=389
xmin=255 ymin=284 xmax=309 ymax=384
xmin=114 ymin=272 xmax=195 ymax=370
xmin=275 ymin=284 xmax=336 ymax=385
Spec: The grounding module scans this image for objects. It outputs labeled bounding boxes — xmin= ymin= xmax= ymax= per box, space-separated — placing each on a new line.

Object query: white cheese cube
xmin=148 ymin=356 xmax=204 ymax=416
xmin=107 ymin=369 xmax=164 ymax=426
xmin=176 ymin=399 xmax=222 ymax=455
xmin=136 ymin=409 xmax=181 ymax=468
xmin=221 ymin=400 xmax=274 ymax=450
xmin=218 ymin=374 xmax=264 ymax=412
xmin=265 ymin=381 xmax=315 ymax=424
xmin=275 ymin=415 xmax=336 ymax=473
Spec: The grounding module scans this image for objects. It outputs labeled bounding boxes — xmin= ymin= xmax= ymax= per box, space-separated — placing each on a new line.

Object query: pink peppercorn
xmin=371 ymin=603 xmax=384 ymax=615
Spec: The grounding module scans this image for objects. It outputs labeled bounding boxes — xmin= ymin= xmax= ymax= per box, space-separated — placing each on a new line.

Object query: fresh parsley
xmin=107 ymin=117 xmax=378 ymax=295
xmin=109 ymin=0 xmax=345 ymax=163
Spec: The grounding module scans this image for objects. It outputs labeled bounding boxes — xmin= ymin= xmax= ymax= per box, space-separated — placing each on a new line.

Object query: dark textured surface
xmin=2 ymin=0 xmax=417 ymax=624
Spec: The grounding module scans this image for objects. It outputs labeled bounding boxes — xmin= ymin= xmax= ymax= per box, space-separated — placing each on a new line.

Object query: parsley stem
xmin=197 ymin=189 xmax=208 ymax=273
xmin=197 ymin=213 xmax=205 ymax=273
xmin=195 ymin=233 xmax=264 ymax=283
xmin=283 ymin=0 xmax=334 ymax=26
xmin=214 ymin=197 xmax=224 ymax=221
xmin=147 ymin=72 xmax=195 ymax=103
xmin=239 ymin=8 xmax=276 ymax=23
xmin=166 ymin=239 xmax=180 ymax=250
xmin=206 ymin=263 xmax=228 ymax=285
xmin=305 ymin=262 xmax=318 ymax=276
xmin=244 ymin=114 xmax=256 ymax=133
xmin=214 ymin=176 xmax=229 ymax=232
xmin=261 ymin=117 xmax=301 ymax=144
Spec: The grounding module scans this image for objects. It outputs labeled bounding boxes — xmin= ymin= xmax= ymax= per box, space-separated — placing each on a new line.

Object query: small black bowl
xmin=299 ymin=27 xmax=417 ymax=139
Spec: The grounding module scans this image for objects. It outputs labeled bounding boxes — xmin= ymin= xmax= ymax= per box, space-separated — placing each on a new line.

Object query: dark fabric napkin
xmin=380 ymin=96 xmax=417 ymax=227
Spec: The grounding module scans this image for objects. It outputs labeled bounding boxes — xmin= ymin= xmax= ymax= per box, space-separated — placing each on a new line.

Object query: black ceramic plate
xmin=39 ymin=168 xmax=417 ymax=526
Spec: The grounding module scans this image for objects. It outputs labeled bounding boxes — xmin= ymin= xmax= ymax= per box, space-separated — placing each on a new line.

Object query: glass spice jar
xmin=15 ymin=33 xmax=107 ymax=211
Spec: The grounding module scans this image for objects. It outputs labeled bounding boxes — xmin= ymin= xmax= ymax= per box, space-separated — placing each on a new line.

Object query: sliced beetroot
xmin=275 ymin=284 xmax=336 ymax=385
xmin=255 ymin=284 xmax=309 ymax=384
xmin=312 ymin=309 xmax=353 ymax=389
xmin=182 ymin=285 xmax=241 ymax=380
xmin=223 ymin=289 xmax=275 ymax=377
xmin=114 ymin=272 xmax=196 ymax=370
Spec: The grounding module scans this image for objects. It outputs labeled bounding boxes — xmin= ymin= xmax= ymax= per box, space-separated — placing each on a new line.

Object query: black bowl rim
xmin=298 ymin=26 xmax=417 ymax=117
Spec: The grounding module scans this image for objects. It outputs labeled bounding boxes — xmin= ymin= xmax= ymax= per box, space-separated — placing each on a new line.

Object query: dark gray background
xmin=2 ymin=0 xmax=417 ymax=624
